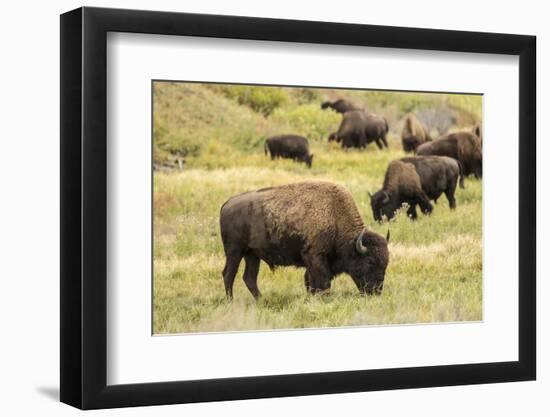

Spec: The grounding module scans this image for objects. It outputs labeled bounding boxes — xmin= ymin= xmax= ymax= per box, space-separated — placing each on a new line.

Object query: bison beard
xmin=220 ymin=181 xmax=389 ymax=299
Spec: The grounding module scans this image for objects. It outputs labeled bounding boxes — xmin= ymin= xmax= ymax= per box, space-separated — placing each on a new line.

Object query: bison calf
xmin=264 ymin=135 xmax=313 ymax=168
xmin=370 ymin=156 xmax=462 ymax=221
xmin=220 ymin=181 xmax=389 ymax=299
xmin=416 ymin=131 xmax=482 ymax=178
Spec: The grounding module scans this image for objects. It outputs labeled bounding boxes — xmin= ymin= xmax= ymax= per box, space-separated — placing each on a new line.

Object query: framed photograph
xmin=60 ymin=6 xmax=536 ymax=410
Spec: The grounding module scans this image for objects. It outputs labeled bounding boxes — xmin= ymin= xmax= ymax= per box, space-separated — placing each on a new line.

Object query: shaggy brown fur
xmin=401 ymin=113 xmax=432 ymax=153
xmin=416 ymin=131 xmax=482 ymax=178
xmin=220 ymin=181 xmax=389 ymax=298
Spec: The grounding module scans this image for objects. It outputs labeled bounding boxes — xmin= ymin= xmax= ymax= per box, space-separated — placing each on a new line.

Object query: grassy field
xmin=153 ymin=82 xmax=482 ymax=334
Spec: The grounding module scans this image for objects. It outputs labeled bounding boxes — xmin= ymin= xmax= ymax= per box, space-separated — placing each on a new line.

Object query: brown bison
xmin=401 ymin=113 xmax=432 ymax=153
xmin=329 ymin=110 xmax=389 ymax=149
xmin=220 ymin=181 xmax=390 ymax=299
xmin=370 ymin=156 xmax=463 ymax=221
xmin=264 ymin=135 xmax=313 ymax=168
xmin=321 ymin=98 xmax=361 ymax=114
xmin=472 ymin=123 xmax=483 ymax=143
xmin=416 ymin=131 xmax=482 ymax=178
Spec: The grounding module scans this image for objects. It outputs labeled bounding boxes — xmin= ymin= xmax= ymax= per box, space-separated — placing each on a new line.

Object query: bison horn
xmin=355 ymin=230 xmax=368 ymax=254
xmin=382 ymin=191 xmax=390 ymax=204
xmin=386 ymin=229 xmax=390 ymax=242
xmin=368 ymin=192 xmax=373 ymax=199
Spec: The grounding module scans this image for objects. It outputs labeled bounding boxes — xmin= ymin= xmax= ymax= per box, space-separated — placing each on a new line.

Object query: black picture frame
xmin=60 ymin=6 xmax=536 ymax=410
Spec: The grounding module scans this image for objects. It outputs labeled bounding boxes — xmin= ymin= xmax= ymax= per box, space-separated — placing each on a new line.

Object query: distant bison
xmin=401 ymin=113 xmax=432 ymax=152
xmin=370 ymin=155 xmax=463 ymax=221
xmin=472 ymin=123 xmax=483 ymax=143
xmin=417 ymin=131 xmax=482 ymax=178
xmin=329 ymin=110 xmax=389 ymax=149
xmin=264 ymin=135 xmax=313 ymax=168
xmin=220 ymin=181 xmax=390 ymax=298
xmin=321 ymin=99 xmax=361 ymax=114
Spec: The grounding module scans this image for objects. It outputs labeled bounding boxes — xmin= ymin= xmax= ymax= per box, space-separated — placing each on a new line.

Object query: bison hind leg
xmin=222 ymin=253 xmax=243 ymax=300
xmin=243 ymin=254 xmax=261 ymax=299
xmin=445 ymin=188 xmax=457 ymax=209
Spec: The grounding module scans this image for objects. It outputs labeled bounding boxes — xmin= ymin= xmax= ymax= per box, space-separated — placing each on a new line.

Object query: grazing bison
xmin=401 ymin=113 xmax=432 ymax=153
xmin=321 ymin=98 xmax=361 ymax=114
xmin=264 ymin=135 xmax=313 ymax=168
xmin=329 ymin=110 xmax=389 ymax=149
xmin=370 ymin=156 xmax=462 ymax=221
xmin=416 ymin=131 xmax=482 ymax=178
xmin=220 ymin=181 xmax=390 ymax=299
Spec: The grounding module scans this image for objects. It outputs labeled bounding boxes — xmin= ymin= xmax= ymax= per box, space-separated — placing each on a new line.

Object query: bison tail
xmin=264 ymin=140 xmax=268 ymax=156
xmin=457 ymin=160 xmax=465 ymax=189
xmin=384 ymin=118 xmax=389 ymax=133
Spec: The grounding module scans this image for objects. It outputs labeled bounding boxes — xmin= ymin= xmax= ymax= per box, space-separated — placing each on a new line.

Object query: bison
xmin=472 ymin=123 xmax=483 ymax=143
xmin=220 ymin=181 xmax=390 ymax=299
xmin=401 ymin=113 xmax=432 ymax=153
xmin=264 ymin=135 xmax=313 ymax=168
xmin=329 ymin=110 xmax=389 ymax=149
xmin=370 ymin=156 xmax=463 ymax=221
xmin=416 ymin=131 xmax=482 ymax=178
xmin=320 ymin=98 xmax=361 ymax=114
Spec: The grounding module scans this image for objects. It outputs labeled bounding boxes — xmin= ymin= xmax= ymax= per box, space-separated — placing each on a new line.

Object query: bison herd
xmin=222 ymin=97 xmax=483 ymax=299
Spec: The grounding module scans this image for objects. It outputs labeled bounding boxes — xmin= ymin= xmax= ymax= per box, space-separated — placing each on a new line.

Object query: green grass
xmin=153 ymin=82 xmax=482 ymax=334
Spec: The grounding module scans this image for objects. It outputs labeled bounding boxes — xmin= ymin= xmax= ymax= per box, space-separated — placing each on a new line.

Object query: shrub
xmin=269 ymin=104 xmax=341 ymax=141
xmin=215 ymin=85 xmax=289 ymax=116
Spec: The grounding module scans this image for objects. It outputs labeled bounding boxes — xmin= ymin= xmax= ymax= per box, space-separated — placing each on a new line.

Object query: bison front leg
xmin=417 ymin=192 xmax=434 ymax=215
xmin=243 ymin=254 xmax=261 ymax=299
xmin=303 ymin=255 xmax=331 ymax=294
xmin=304 ymin=270 xmax=311 ymax=292
xmin=406 ymin=204 xmax=418 ymax=220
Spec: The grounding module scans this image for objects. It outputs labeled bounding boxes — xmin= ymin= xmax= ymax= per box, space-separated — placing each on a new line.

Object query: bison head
xmin=348 ymin=229 xmax=389 ymax=295
xmin=321 ymin=101 xmax=331 ymax=110
xmin=369 ymin=190 xmax=399 ymax=221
